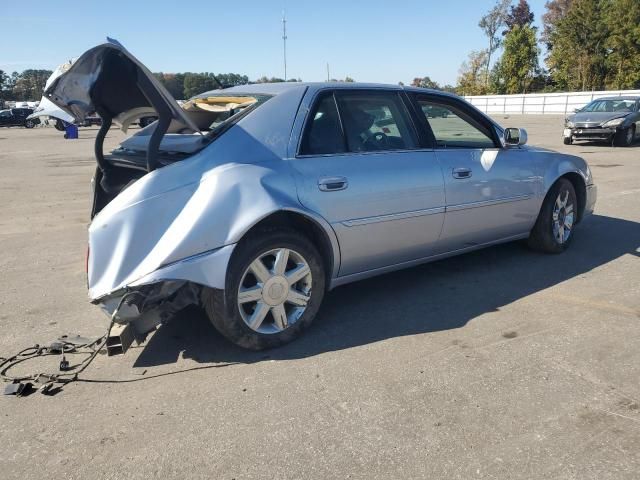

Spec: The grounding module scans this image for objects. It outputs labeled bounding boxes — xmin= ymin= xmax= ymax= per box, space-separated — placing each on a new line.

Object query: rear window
xmin=183 ymin=93 xmax=272 ymax=136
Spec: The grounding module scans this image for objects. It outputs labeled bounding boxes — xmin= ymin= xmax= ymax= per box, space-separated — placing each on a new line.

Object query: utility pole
xmin=326 ymin=63 xmax=330 ymax=82
xmin=282 ymin=12 xmax=287 ymax=80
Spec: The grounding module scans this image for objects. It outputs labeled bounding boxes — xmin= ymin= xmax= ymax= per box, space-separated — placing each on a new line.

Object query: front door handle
xmin=318 ymin=176 xmax=348 ymax=192
xmin=452 ymin=168 xmax=472 ymax=179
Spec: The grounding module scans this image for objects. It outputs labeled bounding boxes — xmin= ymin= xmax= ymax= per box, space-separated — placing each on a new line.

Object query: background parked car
xmin=563 ymin=96 xmax=639 ymax=146
xmin=0 ymin=108 xmax=40 ymax=128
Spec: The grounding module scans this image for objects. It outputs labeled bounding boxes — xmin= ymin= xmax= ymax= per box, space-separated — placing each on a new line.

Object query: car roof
xmin=591 ymin=96 xmax=640 ymax=101
xmin=200 ymin=82 xmax=461 ymax=99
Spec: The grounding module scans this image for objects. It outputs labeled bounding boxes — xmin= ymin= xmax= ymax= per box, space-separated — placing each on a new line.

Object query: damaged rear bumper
xmin=91 ymin=244 xmax=235 ymax=348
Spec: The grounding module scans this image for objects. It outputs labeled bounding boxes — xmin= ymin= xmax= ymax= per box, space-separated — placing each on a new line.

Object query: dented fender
xmin=87 ymin=140 xmax=339 ymax=301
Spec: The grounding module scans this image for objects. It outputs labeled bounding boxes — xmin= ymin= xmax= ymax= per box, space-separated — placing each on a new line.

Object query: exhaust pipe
xmin=106 ymin=323 xmax=134 ymax=356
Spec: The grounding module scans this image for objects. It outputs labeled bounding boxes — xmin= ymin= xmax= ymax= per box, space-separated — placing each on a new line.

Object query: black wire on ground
xmin=0 ymin=319 xmax=114 ymax=387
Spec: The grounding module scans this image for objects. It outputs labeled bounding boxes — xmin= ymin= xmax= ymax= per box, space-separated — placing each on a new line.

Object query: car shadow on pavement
xmin=133 ymin=214 xmax=640 ymax=369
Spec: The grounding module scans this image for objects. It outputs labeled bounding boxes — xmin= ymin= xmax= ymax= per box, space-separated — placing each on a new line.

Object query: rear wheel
xmin=54 ymin=119 xmax=66 ymax=131
xmin=202 ymin=229 xmax=325 ymax=350
xmin=528 ymin=178 xmax=577 ymax=253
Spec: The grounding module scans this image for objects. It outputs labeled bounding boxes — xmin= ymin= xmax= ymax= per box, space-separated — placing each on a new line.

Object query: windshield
xmin=581 ymin=99 xmax=636 ymax=113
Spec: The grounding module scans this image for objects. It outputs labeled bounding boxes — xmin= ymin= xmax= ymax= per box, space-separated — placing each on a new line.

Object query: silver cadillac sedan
xmin=46 ymin=41 xmax=596 ymax=350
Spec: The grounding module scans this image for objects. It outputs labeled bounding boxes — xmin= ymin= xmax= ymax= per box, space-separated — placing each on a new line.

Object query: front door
xmin=289 ymin=89 xmax=446 ymax=276
xmin=411 ymin=94 xmax=540 ymax=252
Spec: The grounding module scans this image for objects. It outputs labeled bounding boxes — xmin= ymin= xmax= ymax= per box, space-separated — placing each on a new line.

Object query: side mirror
xmin=573 ymin=108 xmax=582 ymax=113
xmin=504 ymin=127 xmax=528 ymax=146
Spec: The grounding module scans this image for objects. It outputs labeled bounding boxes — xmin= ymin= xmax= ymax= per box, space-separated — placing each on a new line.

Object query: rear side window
xmin=336 ymin=92 xmax=417 ymax=152
xmin=300 ymin=93 xmax=346 ymax=155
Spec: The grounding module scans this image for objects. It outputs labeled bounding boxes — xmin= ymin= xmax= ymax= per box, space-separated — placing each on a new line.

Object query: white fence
xmin=464 ymin=89 xmax=640 ymax=115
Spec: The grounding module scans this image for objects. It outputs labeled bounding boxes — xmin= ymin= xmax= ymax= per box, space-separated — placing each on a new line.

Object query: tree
xmin=457 ymin=50 xmax=489 ymax=95
xmin=216 ymin=73 xmax=250 ymax=87
xmin=10 ymin=69 xmax=52 ymax=100
xmin=0 ymin=70 xmax=8 ymax=100
xmin=411 ymin=76 xmax=440 ymax=89
xmin=541 ymin=0 xmax=574 ymax=49
xmin=254 ymin=76 xmax=286 ymax=83
xmin=183 ymin=73 xmax=219 ymax=98
xmin=503 ymin=0 xmax=535 ymax=35
xmin=500 ymin=24 xmax=540 ymax=93
xmin=604 ymin=0 xmax=640 ymax=89
xmin=479 ymin=0 xmax=511 ymax=87
xmin=547 ymin=0 xmax=608 ymax=90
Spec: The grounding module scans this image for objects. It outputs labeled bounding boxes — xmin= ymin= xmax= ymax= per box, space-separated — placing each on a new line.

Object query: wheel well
xmin=559 ymin=172 xmax=586 ymax=222
xmin=240 ymin=211 xmax=336 ymax=282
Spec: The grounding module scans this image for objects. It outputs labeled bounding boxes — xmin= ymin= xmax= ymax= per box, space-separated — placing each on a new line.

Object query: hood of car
xmin=44 ymin=38 xmax=200 ymax=132
xmin=569 ymin=111 xmax=630 ymax=126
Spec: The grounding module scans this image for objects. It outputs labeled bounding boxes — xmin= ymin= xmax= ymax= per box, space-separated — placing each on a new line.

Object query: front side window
xmin=415 ymin=98 xmax=496 ymax=149
xmin=336 ymin=92 xmax=417 ymax=152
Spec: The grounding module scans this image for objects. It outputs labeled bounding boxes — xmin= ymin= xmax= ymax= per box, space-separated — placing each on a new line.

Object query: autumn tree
xmin=503 ymin=0 xmax=535 ymax=34
xmin=411 ymin=76 xmax=440 ymax=89
xmin=457 ymin=50 xmax=489 ymax=95
xmin=541 ymin=0 xmax=574 ymax=49
xmin=479 ymin=0 xmax=511 ymax=87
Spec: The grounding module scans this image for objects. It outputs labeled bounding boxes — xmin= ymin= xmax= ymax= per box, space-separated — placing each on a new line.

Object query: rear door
xmin=289 ymin=88 xmax=446 ymax=276
xmin=409 ymin=93 xmax=540 ymax=252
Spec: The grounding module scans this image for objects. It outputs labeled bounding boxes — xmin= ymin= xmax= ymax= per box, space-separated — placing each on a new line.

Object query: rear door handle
xmin=452 ymin=168 xmax=472 ymax=179
xmin=318 ymin=176 xmax=348 ymax=192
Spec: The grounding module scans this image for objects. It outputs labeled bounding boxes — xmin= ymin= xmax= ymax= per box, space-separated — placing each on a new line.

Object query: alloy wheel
xmin=237 ymin=248 xmax=312 ymax=334
xmin=552 ymin=189 xmax=575 ymax=244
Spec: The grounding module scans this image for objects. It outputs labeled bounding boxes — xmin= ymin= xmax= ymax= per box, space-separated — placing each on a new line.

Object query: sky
xmin=0 ymin=0 xmax=548 ymax=86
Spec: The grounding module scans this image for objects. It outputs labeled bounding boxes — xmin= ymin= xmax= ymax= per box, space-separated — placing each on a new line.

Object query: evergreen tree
xmin=604 ymin=0 xmax=640 ymax=89
xmin=547 ymin=0 xmax=608 ymax=91
xmin=500 ymin=25 xmax=540 ymax=93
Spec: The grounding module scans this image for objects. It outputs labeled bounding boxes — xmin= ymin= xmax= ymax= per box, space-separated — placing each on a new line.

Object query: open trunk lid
xmin=45 ymin=38 xmax=201 ymax=134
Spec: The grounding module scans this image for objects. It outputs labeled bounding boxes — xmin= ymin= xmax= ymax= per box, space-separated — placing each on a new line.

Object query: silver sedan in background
xmin=46 ymin=41 xmax=596 ymax=350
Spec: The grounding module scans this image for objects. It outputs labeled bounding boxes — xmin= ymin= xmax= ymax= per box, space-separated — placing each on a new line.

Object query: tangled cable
xmin=1 ymin=319 xmax=114 ymax=396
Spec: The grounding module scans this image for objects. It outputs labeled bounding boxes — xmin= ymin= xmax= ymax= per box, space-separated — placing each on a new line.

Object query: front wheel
xmin=614 ymin=125 xmax=635 ymax=147
xmin=202 ymin=230 xmax=326 ymax=350
xmin=24 ymin=119 xmax=35 ymax=129
xmin=563 ymin=136 xmax=572 ymax=145
xmin=528 ymin=178 xmax=577 ymax=253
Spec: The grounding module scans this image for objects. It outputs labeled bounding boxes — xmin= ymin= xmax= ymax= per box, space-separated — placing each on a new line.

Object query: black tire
xmin=201 ymin=229 xmax=326 ymax=350
xmin=139 ymin=116 xmax=157 ymax=128
xmin=54 ymin=119 xmax=66 ymax=131
xmin=614 ymin=125 xmax=635 ymax=147
xmin=528 ymin=178 xmax=577 ymax=254
xmin=563 ymin=136 xmax=572 ymax=145
xmin=24 ymin=119 xmax=35 ymax=129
